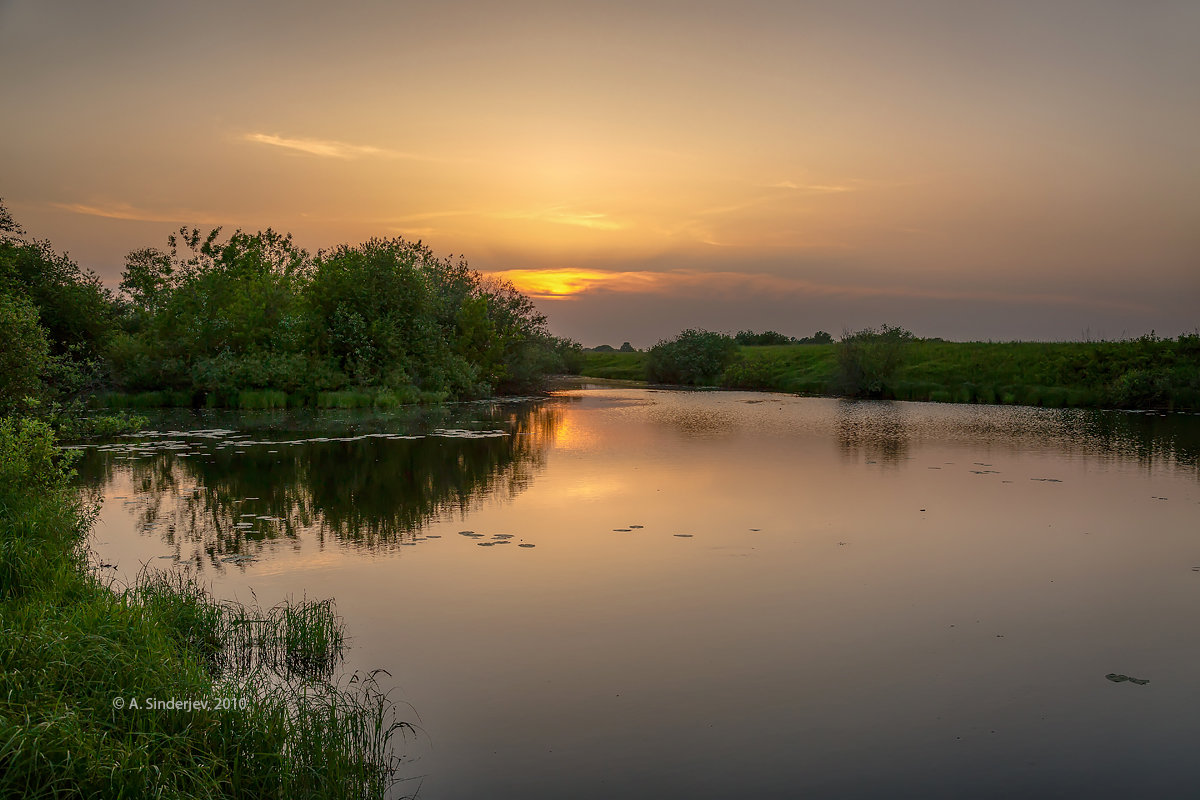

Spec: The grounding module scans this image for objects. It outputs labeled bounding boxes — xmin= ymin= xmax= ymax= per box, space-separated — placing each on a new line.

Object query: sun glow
xmin=487 ymin=269 xmax=654 ymax=298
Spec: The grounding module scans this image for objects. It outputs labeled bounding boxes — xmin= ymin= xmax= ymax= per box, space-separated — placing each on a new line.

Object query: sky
xmin=1 ymin=0 xmax=1197 ymax=346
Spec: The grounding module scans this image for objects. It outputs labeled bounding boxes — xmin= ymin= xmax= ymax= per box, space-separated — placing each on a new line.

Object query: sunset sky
xmin=1 ymin=0 xmax=1196 ymax=346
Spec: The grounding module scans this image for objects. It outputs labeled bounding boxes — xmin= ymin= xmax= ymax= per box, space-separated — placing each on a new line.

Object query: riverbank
xmin=0 ymin=417 xmax=403 ymax=798
xmin=94 ymin=386 xmax=450 ymax=410
xmin=581 ymin=338 xmax=1200 ymax=410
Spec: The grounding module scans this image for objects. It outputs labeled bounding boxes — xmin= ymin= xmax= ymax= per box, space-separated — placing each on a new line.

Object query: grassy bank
xmin=576 ymin=350 xmax=649 ymax=381
xmin=583 ymin=337 xmax=1200 ymax=410
xmin=0 ymin=417 xmax=405 ymax=798
xmin=94 ymin=386 xmax=449 ymax=410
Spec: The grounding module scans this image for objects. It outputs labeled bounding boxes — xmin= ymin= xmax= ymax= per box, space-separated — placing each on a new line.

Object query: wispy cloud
xmin=51 ymin=201 xmax=224 ymax=224
xmin=498 ymin=206 xmax=626 ymax=231
xmin=243 ymin=132 xmax=429 ymax=160
xmin=769 ymin=180 xmax=857 ymax=193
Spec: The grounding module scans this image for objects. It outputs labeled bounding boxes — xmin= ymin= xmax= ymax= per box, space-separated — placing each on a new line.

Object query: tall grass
xmin=238 ymin=389 xmax=289 ymax=409
xmin=96 ymin=385 xmax=449 ymax=410
xmin=0 ymin=416 xmax=407 ymax=799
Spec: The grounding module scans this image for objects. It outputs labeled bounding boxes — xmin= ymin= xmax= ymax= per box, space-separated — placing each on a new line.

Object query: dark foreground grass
xmin=0 ymin=417 xmax=407 ymax=799
xmin=583 ymin=336 xmax=1200 ymax=410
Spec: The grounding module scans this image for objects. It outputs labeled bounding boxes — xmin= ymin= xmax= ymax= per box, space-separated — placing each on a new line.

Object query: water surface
xmin=77 ymin=386 xmax=1200 ymax=799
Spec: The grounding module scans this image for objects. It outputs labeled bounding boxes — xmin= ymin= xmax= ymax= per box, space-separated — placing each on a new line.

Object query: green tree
xmin=0 ymin=200 xmax=117 ymax=408
xmin=836 ymin=324 xmax=914 ymax=396
xmin=0 ymin=291 xmax=50 ymax=414
xmin=646 ymin=329 xmax=738 ymax=385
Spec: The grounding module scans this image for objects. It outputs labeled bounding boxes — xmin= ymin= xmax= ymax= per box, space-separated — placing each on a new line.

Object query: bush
xmin=646 ymin=330 xmax=739 ymax=385
xmin=734 ymin=330 xmax=793 ymax=346
xmin=836 ymin=325 xmax=914 ymax=396
xmin=0 ymin=291 xmax=50 ymax=414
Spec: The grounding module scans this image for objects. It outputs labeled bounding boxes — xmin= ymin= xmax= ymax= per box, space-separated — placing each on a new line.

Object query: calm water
xmin=75 ymin=384 xmax=1200 ymax=799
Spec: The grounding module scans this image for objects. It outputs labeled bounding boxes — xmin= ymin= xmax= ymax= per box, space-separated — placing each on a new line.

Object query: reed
xmin=0 ymin=416 xmax=407 ymax=799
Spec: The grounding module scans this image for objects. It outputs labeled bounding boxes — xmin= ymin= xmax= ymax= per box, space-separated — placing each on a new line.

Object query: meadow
xmin=583 ymin=336 xmax=1200 ymax=411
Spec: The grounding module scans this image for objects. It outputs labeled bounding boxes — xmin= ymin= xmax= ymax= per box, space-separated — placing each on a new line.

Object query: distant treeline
xmin=581 ymin=327 xmax=1200 ymax=411
xmin=0 ymin=200 xmax=581 ymax=420
xmin=584 ymin=330 xmax=832 ymax=351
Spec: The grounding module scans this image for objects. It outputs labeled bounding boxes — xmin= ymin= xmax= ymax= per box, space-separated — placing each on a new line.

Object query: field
xmin=582 ymin=338 xmax=1200 ymax=410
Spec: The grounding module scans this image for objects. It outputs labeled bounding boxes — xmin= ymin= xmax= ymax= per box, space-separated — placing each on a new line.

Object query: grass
xmin=580 ymin=336 xmax=1200 ymax=410
xmin=577 ymin=350 xmax=649 ymax=381
xmin=95 ymin=385 xmax=449 ymax=410
xmin=0 ymin=416 xmax=407 ymax=799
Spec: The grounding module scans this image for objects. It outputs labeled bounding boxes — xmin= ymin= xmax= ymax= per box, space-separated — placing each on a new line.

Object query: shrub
xmin=836 ymin=325 xmax=914 ymax=396
xmin=646 ymin=330 xmax=739 ymax=385
xmin=0 ymin=291 xmax=50 ymax=414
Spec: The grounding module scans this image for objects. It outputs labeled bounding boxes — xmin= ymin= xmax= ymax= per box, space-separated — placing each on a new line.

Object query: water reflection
xmin=72 ymin=402 xmax=562 ymax=568
xmin=827 ymin=400 xmax=1200 ymax=473
xmin=836 ymin=400 xmax=910 ymax=464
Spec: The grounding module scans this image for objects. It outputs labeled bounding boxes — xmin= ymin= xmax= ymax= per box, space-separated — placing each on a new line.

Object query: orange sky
xmin=1 ymin=0 xmax=1196 ymax=345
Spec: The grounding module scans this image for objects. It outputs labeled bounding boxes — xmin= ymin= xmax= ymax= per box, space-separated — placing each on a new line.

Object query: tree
xmin=836 ymin=325 xmax=914 ymax=396
xmin=0 ymin=291 xmax=50 ymax=413
xmin=646 ymin=329 xmax=739 ymax=385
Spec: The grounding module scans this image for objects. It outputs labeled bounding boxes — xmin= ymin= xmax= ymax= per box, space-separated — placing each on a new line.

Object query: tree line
xmin=0 ymin=200 xmax=581 ymax=419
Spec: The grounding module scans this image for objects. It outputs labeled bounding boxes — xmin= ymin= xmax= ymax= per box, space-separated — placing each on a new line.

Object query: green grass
xmin=578 ymin=350 xmax=649 ymax=380
xmin=96 ymin=385 xmax=448 ymax=410
xmin=96 ymin=390 xmax=196 ymax=408
xmin=579 ymin=337 xmax=1200 ymax=410
xmin=0 ymin=416 xmax=407 ymax=798
xmin=237 ymin=389 xmax=290 ymax=410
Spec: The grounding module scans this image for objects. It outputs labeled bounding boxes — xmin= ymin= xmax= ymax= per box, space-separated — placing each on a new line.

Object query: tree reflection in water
xmin=72 ymin=400 xmax=564 ymax=568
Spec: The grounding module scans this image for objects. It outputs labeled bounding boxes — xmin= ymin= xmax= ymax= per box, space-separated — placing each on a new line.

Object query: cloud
xmin=51 ymin=201 xmax=224 ymax=224
xmin=497 ymin=207 xmax=626 ymax=231
xmin=485 ymin=267 xmax=1154 ymax=313
xmin=770 ymin=181 xmax=856 ymax=193
xmin=242 ymin=132 xmax=429 ymax=160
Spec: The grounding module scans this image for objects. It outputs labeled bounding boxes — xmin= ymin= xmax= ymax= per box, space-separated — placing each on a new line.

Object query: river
xmin=74 ymin=382 xmax=1200 ymax=799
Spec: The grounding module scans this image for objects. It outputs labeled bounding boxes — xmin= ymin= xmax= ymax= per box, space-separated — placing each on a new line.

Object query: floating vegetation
xmin=613 ymin=528 xmax=632 ymax=532
xmin=431 ymin=428 xmax=510 ymax=439
xmin=518 ymin=543 xmax=536 ymax=548
xmin=492 ymin=534 xmax=514 ymax=539
xmin=1030 ymin=478 xmax=1063 ymax=482
xmin=673 ymin=534 xmax=694 ymax=538
xmin=1105 ymin=673 xmax=1150 ymax=685
xmin=477 ymin=542 xmax=496 ymax=547
xmin=629 ymin=525 xmax=644 ymax=529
